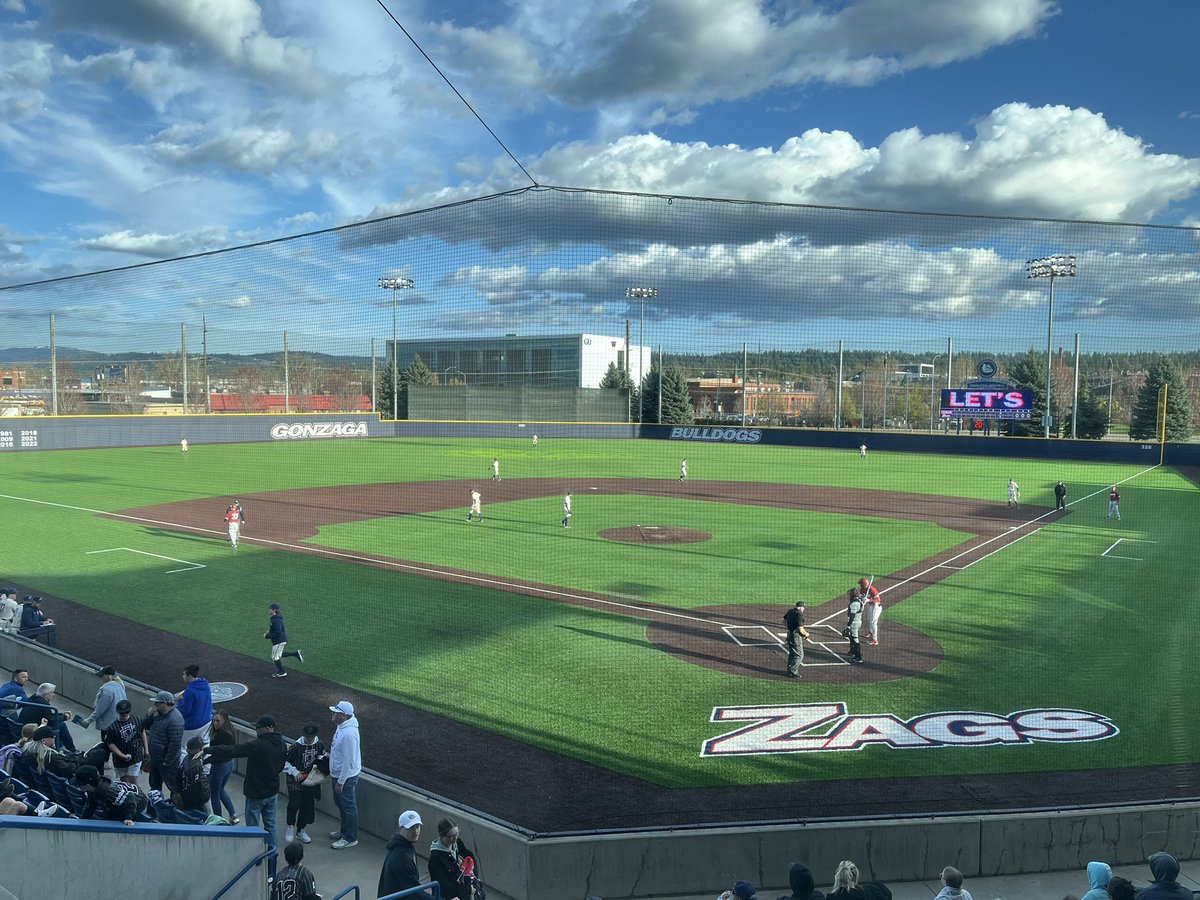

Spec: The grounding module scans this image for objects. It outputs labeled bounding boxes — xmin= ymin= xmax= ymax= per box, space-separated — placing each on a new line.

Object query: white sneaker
xmin=331 ymin=838 xmax=358 ymax=849
xmin=285 ymin=826 xmax=295 ymax=843
xmin=36 ymin=801 xmax=60 ymax=817
xmin=297 ymin=829 xmax=311 ymax=844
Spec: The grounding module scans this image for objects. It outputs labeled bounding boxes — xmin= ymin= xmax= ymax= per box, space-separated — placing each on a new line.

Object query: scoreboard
xmin=940 ymin=388 xmax=1033 ymax=420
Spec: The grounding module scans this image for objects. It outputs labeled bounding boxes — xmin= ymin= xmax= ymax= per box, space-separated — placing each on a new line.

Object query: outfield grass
xmin=1 ymin=438 xmax=1195 ymax=787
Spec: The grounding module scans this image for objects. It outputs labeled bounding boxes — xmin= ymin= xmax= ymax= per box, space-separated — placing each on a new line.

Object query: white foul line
xmin=87 ymin=547 xmax=206 ymax=574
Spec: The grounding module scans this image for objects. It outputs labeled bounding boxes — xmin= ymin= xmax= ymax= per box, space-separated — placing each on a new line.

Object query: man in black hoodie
xmin=1136 ymin=852 xmax=1192 ymax=899
xmin=776 ymin=862 xmax=825 ymax=900
xmin=206 ymin=714 xmax=287 ymax=852
xmin=378 ymin=809 xmax=431 ymax=898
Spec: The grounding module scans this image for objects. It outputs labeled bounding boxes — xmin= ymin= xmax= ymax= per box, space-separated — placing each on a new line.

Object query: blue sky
xmin=2 ymin=0 xmax=1199 ymax=356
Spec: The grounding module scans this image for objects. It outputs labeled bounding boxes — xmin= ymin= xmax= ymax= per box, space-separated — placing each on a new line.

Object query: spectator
xmin=378 ymin=810 xmax=430 ymax=898
xmin=1136 ymin=852 xmax=1191 ymax=899
xmin=142 ymin=690 xmax=184 ymax=794
xmin=74 ymin=764 xmax=149 ymax=826
xmin=775 ymin=862 xmax=825 ymax=900
xmin=0 ymin=778 xmax=59 ymax=817
xmin=271 ymin=843 xmax=321 ymax=900
xmin=175 ymin=664 xmax=213 ymax=755
xmin=80 ymin=665 xmax=127 ymax=732
xmin=14 ymin=724 xmax=72 ymax=782
xmin=827 ymin=860 xmax=890 ymax=900
xmin=0 ymin=668 xmax=30 ymax=714
xmin=934 ymin=867 xmax=972 ymax=900
xmin=428 ymin=817 xmax=482 ymax=900
xmin=328 ymin=699 xmax=362 ymax=850
xmin=207 ymin=709 xmax=240 ymax=823
xmin=17 ymin=682 xmax=76 ymax=752
xmin=176 ymin=736 xmax=210 ymax=811
xmin=1106 ymin=876 xmax=1135 ymax=900
xmin=1 ymin=722 xmax=39 ymax=773
xmin=719 ymin=881 xmax=757 ymax=900
xmin=102 ymin=699 xmax=144 ymax=785
xmin=18 ymin=596 xmax=58 ymax=648
xmin=0 ymin=589 xmax=21 ymax=634
xmin=1082 ymin=862 xmax=1113 ymax=900
xmin=206 ymin=714 xmax=287 ymax=853
xmin=284 ymin=723 xmax=325 ymax=845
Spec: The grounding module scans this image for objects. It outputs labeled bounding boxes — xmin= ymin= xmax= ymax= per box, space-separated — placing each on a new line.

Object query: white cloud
xmin=78 ymin=227 xmax=231 ymax=258
xmin=0 ymin=39 xmax=52 ymax=119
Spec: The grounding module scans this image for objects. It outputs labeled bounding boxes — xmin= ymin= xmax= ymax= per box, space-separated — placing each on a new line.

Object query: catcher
xmin=783 ymin=601 xmax=810 ymax=678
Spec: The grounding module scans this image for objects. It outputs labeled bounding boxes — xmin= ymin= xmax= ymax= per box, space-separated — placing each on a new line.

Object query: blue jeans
xmin=208 ymin=759 xmax=236 ymax=817
xmin=244 ymin=795 xmax=278 ymax=852
xmin=334 ymin=775 xmax=358 ymax=841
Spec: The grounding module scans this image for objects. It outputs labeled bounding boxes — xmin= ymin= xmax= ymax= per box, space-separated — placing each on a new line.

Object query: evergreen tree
xmin=1063 ymin=382 xmax=1108 ymax=440
xmin=397 ymin=353 xmax=434 ymax=419
xmin=1005 ymin=351 xmax=1051 ymax=437
xmin=639 ymin=365 xmax=694 ymax=425
xmin=1129 ymin=358 xmax=1193 ymax=440
xmin=379 ymin=365 xmax=398 ymax=420
xmin=600 ymin=361 xmax=638 ymax=421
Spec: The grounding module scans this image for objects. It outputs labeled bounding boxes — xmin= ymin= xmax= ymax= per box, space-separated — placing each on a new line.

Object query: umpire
xmin=783 ymin=602 xmax=807 ymax=678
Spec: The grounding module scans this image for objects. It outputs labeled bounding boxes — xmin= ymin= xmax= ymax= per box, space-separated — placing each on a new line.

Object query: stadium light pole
xmin=626 ymin=287 xmax=657 ymax=421
xmin=1027 ymin=255 xmax=1076 ymax=438
xmin=1105 ymin=357 xmax=1114 ymax=436
xmin=929 ymin=354 xmax=943 ymax=433
xmin=379 ymin=276 xmax=415 ymax=421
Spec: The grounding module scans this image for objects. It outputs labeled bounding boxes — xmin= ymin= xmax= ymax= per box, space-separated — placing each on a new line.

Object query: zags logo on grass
xmin=270 ymin=422 xmax=369 ymax=440
xmin=702 ymin=703 xmax=1118 ymax=756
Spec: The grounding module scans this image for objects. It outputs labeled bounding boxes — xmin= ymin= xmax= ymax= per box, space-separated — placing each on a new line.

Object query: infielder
xmin=467 ymin=489 xmax=482 ymax=523
xmin=562 ymin=492 xmax=572 ymax=528
xmin=224 ymin=500 xmax=245 ymax=549
xmin=491 ymin=458 xmax=501 ymax=481
xmin=1007 ymin=479 xmax=1020 ymax=508
xmin=860 ymin=577 xmax=882 ymax=645
xmin=1107 ymin=485 xmax=1121 ymax=519
xmin=532 ymin=434 xmax=538 ymax=447
xmin=679 ymin=458 xmax=688 ymax=481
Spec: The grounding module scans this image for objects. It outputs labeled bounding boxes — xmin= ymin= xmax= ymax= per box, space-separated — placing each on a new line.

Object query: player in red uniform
xmin=1107 ymin=486 xmax=1121 ymax=520
xmin=224 ymin=500 xmax=245 ymax=549
xmin=860 ymin=577 xmax=882 ymax=645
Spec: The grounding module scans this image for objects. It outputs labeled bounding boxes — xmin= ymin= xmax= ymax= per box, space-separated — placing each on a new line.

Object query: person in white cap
xmin=378 ymin=809 xmax=429 ymax=897
xmin=327 ymin=700 xmax=362 ymax=849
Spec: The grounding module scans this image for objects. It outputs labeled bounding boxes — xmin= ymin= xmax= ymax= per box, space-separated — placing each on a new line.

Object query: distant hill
xmin=0 ymin=347 xmax=376 ymax=370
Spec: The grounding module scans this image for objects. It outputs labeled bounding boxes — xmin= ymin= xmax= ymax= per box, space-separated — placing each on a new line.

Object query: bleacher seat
xmin=0 ymin=715 xmax=22 ymax=743
xmin=172 ymin=805 xmax=210 ymax=825
xmin=64 ymin=779 xmax=88 ymax=817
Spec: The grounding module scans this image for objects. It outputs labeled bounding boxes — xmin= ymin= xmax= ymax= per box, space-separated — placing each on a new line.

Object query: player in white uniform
xmin=1007 ymin=479 xmax=1020 ymax=508
xmin=679 ymin=459 xmax=688 ymax=481
xmin=491 ymin=458 xmax=501 ymax=481
xmin=467 ymin=490 xmax=482 ymax=523
xmin=224 ymin=500 xmax=244 ymax=548
xmin=532 ymin=434 xmax=538 ymax=446
xmin=859 ymin=443 xmax=867 ymax=459
xmin=562 ymin=492 xmax=572 ymax=528
xmin=180 ymin=438 xmax=188 ymax=455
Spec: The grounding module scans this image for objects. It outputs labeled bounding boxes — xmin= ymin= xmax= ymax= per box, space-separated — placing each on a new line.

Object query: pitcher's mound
xmin=599 ymin=525 xmax=712 ymax=544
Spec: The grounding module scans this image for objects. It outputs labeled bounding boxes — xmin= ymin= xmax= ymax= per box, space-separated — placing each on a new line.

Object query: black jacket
xmin=208 ymin=731 xmax=287 ymax=800
xmin=378 ymin=834 xmax=430 ymax=898
xmin=428 ymin=837 xmax=478 ymax=900
xmin=777 ymin=863 xmax=826 ymax=900
xmin=1137 ymin=852 xmax=1193 ymax=899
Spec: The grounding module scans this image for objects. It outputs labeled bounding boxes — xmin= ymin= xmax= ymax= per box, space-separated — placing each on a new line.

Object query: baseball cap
xmin=116 ymin=700 xmax=133 ymax=713
xmin=254 ymin=714 xmax=276 ymax=729
xmin=398 ymin=810 xmax=423 ymax=829
xmin=96 ymin=665 xmax=117 ymax=676
xmin=74 ymin=765 xmax=100 ymax=788
xmin=268 ymin=603 xmax=281 ymax=610
xmin=33 ymin=725 xmax=56 ymax=741
xmin=733 ymin=880 xmax=756 ymax=900
xmin=302 ymin=723 xmax=319 ymax=736
xmin=187 ymin=736 xmax=206 ymax=752
xmin=154 ymin=690 xmax=176 ymax=705
xmin=329 ymin=700 xmax=354 ymax=716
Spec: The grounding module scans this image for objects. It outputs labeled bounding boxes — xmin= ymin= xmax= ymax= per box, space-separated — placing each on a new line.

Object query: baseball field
xmin=1 ymin=434 xmax=1196 ymax=826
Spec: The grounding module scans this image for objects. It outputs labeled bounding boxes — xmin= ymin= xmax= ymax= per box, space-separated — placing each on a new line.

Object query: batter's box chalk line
xmin=722 ymin=624 xmax=852 ymax=666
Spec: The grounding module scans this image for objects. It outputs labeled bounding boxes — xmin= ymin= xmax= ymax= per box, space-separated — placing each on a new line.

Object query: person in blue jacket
xmin=175 ymin=663 xmax=213 ymax=754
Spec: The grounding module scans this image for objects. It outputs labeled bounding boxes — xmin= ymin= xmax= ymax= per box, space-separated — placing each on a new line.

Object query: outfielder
xmin=859 ymin=443 xmax=867 ymax=459
xmin=562 ymin=492 xmax=572 ymax=528
xmin=1107 ymin=485 xmax=1121 ymax=519
xmin=1007 ymin=479 xmax=1020 ymax=508
xmin=860 ymin=577 xmax=882 ymax=645
xmin=224 ymin=500 xmax=245 ymax=549
xmin=467 ymin=489 xmax=482 ymax=523
xmin=679 ymin=458 xmax=688 ymax=481
xmin=180 ymin=438 xmax=188 ymax=455
xmin=491 ymin=458 xmax=501 ymax=481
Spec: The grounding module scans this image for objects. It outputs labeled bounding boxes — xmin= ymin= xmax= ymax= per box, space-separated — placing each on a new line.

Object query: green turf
xmin=0 ymin=437 xmax=1195 ymax=787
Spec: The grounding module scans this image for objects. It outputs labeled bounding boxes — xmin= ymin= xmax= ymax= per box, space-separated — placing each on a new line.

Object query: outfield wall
xmin=645 ymin=423 xmax=1200 ymax=466
xmin=5 ymin=637 xmax=1199 ymax=900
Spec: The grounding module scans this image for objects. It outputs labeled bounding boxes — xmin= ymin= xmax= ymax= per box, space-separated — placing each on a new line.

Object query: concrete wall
xmin=0 ymin=817 xmax=269 ymax=900
xmin=4 ymin=636 xmax=1199 ymax=900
